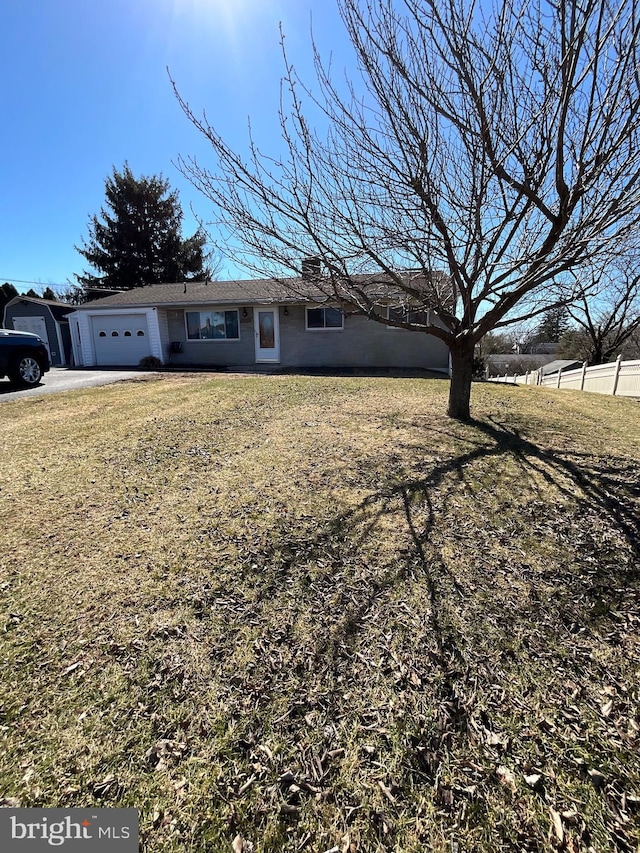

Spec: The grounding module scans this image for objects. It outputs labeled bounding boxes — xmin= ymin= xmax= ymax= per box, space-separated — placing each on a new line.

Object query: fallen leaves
xmin=600 ymin=698 xmax=614 ymax=718
xmin=1 ymin=375 xmax=639 ymax=852
xmin=376 ymin=779 xmax=397 ymax=805
xmin=231 ymin=835 xmax=255 ymax=853
xmin=587 ymin=768 xmax=606 ymax=790
xmin=91 ymin=774 xmax=121 ymax=799
xmin=496 ymin=765 xmax=516 ymax=791
xmin=524 ymin=773 xmax=544 ymax=792
xmin=549 ymin=806 xmax=564 ymax=845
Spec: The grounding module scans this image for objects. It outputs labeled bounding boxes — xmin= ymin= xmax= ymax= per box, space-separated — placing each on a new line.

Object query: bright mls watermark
xmin=0 ymin=809 xmax=138 ymax=850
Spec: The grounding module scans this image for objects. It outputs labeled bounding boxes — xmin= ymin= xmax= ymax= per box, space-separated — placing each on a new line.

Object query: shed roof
xmin=540 ymin=359 xmax=583 ymax=376
xmin=5 ymin=295 xmax=76 ymax=322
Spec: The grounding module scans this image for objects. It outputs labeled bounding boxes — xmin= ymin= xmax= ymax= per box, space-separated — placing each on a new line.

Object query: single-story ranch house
xmin=68 ymin=278 xmax=451 ymax=372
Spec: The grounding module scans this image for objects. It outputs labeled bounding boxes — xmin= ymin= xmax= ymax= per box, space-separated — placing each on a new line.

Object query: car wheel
xmin=9 ymin=355 xmax=43 ymax=387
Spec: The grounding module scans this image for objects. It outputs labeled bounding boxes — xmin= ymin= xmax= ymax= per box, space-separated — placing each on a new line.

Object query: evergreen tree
xmin=532 ymin=306 xmax=570 ymax=345
xmin=0 ymin=282 xmax=18 ymax=317
xmin=75 ymin=164 xmax=210 ymax=294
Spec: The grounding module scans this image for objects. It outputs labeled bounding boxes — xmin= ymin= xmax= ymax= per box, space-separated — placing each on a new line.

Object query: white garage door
xmin=92 ymin=314 xmax=151 ymax=366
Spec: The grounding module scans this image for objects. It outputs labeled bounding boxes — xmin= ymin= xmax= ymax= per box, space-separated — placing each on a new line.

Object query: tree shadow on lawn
xmin=474 ymin=416 xmax=640 ymax=555
xmin=222 ymin=410 xmax=640 ymax=728
xmin=240 ymin=413 xmax=639 ymax=697
xmin=308 ymin=437 xmax=625 ymax=685
xmin=191 ymin=416 xmax=639 ymax=849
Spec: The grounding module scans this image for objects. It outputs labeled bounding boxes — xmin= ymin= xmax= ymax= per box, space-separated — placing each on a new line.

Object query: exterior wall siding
xmin=77 ymin=312 xmax=94 ymax=366
xmin=157 ymin=308 xmax=171 ymax=361
xmin=164 ymin=307 xmax=255 ymax=366
xmin=147 ymin=309 xmax=163 ymax=363
xmin=278 ymin=307 xmax=449 ymax=370
xmin=160 ymin=305 xmax=449 ymax=370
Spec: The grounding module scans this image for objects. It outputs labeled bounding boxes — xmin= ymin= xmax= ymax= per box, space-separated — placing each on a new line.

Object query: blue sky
xmin=1 ymin=0 xmax=348 ymax=294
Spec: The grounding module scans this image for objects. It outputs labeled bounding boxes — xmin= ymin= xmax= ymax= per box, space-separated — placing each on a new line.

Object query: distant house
xmin=67 ymin=276 xmax=451 ymax=373
xmin=3 ymin=295 xmax=75 ymax=366
xmin=530 ymin=342 xmax=559 ymax=355
xmin=486 ymin=354 xmax=551 ymax=376
xmin=487 ymin=355 xmax=584 ymax=378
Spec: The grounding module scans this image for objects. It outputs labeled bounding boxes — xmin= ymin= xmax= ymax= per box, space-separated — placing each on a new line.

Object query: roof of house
xmin=530 ymin=342 xmax=559 ymax=355
xmin=486 ymin=354 xmax=552 ymax=368
xmin=73 ymin=271 xmax=453 ymax=312
xmin=75 ymin=279 xmax=324 ymax=309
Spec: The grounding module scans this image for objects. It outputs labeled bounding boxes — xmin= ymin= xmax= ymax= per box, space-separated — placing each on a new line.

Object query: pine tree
xmin=75 ymin=164 xmax=210 ymax=294
xmin=532 ymin=306 xmax=570 ymax=344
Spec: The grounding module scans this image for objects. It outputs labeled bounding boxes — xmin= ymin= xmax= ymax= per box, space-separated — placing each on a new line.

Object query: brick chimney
xmin=301 ymin=256 xmax=322 ymax=279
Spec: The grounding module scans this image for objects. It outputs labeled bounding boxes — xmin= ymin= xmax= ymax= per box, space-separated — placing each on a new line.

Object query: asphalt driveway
xmin=0 ymin=367 xmax=154 ymax=400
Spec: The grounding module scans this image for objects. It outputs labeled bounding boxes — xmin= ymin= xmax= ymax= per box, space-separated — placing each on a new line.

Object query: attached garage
xmin=91 ymin=314 xmax=151 ymax=366
xmin=69 ymin=306 xmax=163 ymax=368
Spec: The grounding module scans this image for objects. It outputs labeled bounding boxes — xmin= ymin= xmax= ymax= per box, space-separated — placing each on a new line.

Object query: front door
xmin=254 ymin=308 xmax=280 ymax=362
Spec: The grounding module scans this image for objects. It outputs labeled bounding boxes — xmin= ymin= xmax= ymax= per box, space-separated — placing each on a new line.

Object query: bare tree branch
xmin=563 ymin=255 xmax=640 ymax=362
xmin=172 ymin=0 xmax=640 ymax=418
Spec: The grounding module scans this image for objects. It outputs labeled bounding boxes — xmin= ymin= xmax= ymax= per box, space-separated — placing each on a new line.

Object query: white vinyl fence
xmin=489 ymin=356 xmax=640 ymax=398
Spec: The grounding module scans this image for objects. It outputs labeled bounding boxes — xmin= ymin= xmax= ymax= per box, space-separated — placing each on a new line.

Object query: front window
xmin=306 ymin=306 xmax=344 ymax=330
xmin=387 ymin=306 xmax=429 ymax=328
xmin=186 ymin=310 xmax=240 ymax=340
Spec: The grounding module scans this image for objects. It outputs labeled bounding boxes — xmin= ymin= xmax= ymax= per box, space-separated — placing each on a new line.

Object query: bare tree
xmin=562 ymin=259 xmax=640 ymax=363
xmin=173 ymin=0 xmax=640 ymax=419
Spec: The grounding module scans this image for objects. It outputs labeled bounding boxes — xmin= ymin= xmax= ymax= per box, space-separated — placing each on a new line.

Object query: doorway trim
xmin=253 ymin=307 xmax=280 ymax=363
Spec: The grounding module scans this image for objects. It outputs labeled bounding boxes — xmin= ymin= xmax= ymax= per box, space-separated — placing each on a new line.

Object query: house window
xmin=98 ymin=331 xmax=106 ymax=337
xmin=124 ymin=331 xmax=132 ymax=337
xmin=111 ymin=331 xmax=119 ymax=337
xmin=137 ymin=330 xmax=145 ymax=337
xmin=306 ymin=306 xmax=344 ymax=330
xmin=186 ymin=310 xmax=240 ymax=340
xmin=387 ymin=307 xmax=430 ymax=328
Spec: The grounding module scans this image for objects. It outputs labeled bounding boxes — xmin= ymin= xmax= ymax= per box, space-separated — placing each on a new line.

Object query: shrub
xmin=138 ymin=355 xmax=162 ymax=370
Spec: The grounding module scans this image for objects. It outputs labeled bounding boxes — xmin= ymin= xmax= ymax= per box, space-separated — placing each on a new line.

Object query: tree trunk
xmin=590 ymin=339 xmax=605 ymax=365
xmin=448 ymin=340 xmax=475 ymax=420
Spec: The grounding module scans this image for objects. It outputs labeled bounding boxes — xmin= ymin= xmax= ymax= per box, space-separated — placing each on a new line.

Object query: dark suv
xmin=0 ymin=329 xmax=50 ymax=387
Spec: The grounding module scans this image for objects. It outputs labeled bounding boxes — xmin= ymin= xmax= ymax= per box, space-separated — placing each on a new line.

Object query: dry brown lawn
xmin=0 ymin=374 xmax=638 ymax=852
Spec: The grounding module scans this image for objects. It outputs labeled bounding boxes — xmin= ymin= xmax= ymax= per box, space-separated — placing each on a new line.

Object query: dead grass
xmin=0 ymin=374 xmax=638 ymax=852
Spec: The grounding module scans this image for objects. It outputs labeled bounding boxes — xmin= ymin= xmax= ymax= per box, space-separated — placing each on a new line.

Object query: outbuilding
xmin=540 ymin=359 xmax=583 ymax=376
xmin=3 ymin=295 xmax=75 ymax=366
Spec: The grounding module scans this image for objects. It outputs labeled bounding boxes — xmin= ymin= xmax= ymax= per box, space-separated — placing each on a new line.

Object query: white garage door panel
xmin=92 ymin=314 xmax=151 ymax=366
